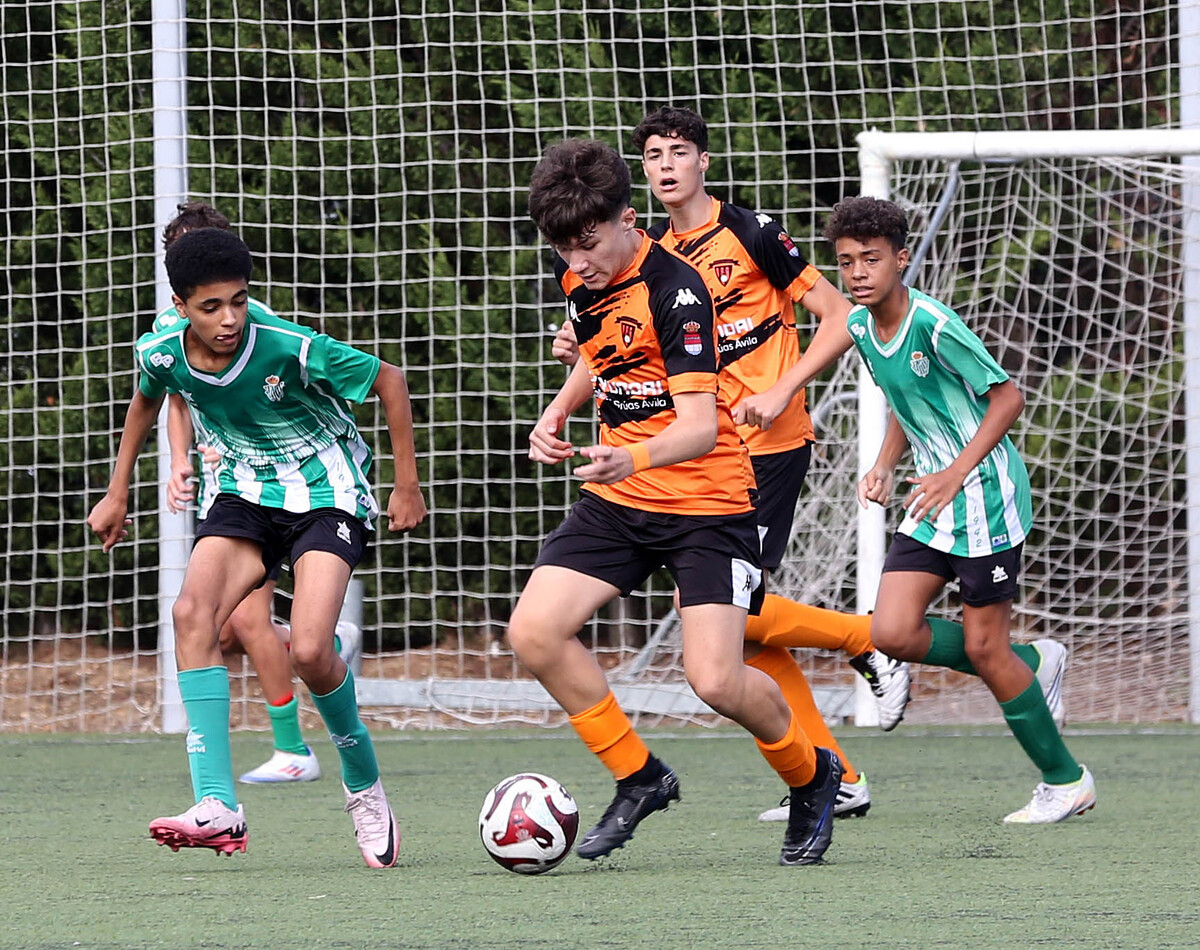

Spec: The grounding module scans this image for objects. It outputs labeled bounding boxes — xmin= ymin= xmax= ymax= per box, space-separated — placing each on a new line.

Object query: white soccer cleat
xmin=149 ymin=796 xmax=248 ymax=855
xmin=850 ymin=649 xmax=912 ymax=731
xmin=344 ymin=778 xmax=401 ymax=868
xmin=1031 ymin=637 xmax=1068 ymax=729
xmin=238 ymin=746 xmax=321 ymax=784
xmin=1003 ymin=765 xmax=1096 ymax=824
xmin=757 ymin=772 xmax=871 ymax=821
xmin=335 ymin=620 xmax=364 ymax=675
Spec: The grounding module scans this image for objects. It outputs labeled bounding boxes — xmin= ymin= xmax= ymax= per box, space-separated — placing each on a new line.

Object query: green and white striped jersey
xmin=138 ymin=302 xmax=381 ymax=527
xmin=847 ymin=287 xmax=1032 ymax=557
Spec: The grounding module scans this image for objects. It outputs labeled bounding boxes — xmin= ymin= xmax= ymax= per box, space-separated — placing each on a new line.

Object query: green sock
xmin=310 ymin=669 xmax=379 ymax=792
xmin=923 ymin=618 xmax=1040 ymax=677
xmin=1000 ymin=678 xmax=1082 ymax=785
xmin=267 ymin=695 xmax=308 ymax=755
xmin=178 ymin=667 xmax=237 ymax=809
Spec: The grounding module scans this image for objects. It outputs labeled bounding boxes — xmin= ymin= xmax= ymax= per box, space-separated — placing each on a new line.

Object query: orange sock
xmin=755 ymin=711 xmax=817 ymax=788
xmin=744 ymin=594 xmax=873 ymax=657
xmin=746 ymin=647 xmax=858 ymax=783
xmin=568 ymin=691 xmax=650 ymax=780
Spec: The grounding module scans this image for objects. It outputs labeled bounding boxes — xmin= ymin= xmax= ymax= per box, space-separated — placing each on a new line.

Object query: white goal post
xmin=857 ymin=129 xmax=1200 ymax=725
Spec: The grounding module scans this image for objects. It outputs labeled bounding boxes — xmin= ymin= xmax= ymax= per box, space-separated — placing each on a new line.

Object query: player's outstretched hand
xmin=385 ymin=484 xmax=428 ymax=533
xmin=550 ymin=322 xmax=579 ymax=367
xmin=902 ymin=469 xmax=964 ymax=524
xmin=857 ymin=467 xmax=895 ymax=509
xmin=573 ymin=444 xmax=634 ymax=484
xmin=166 ymin=458 xmax=195 ymax=514
xmin=528 ymin=407 xmax=575 ymax=465
xmin=87 ymin=494 xmax=132 ymax=552
xmin=733 ymin=386 xmax=791 ymax=431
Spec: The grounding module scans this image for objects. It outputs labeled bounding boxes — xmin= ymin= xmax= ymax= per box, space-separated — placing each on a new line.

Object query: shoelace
xmin=1032 ymin=783 xmax=1058 ymax=805
xmin=345 ymin=788 xmax=389 ymax=838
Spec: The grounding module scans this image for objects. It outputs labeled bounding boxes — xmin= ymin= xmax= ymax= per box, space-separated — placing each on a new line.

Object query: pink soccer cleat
xmin=149 ymin=797 xmax=248 ymax=856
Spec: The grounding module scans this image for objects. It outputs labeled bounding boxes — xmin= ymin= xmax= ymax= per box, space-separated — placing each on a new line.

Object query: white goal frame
xmin=856 ymin=128 xmax=1200 ymax=725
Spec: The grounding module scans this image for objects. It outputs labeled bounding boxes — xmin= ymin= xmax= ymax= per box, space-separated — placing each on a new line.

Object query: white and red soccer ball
xmin=478 ymin=772 xmax=579 ymax=874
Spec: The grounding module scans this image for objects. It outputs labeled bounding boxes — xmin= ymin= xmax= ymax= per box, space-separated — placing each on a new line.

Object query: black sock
xmin=619 ymin=754 xmax=663 ymax=787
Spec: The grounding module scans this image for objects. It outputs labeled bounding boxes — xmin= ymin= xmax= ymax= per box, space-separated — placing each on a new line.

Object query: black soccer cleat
xmin=780 ymin=747 xmax=843 ymax=866
xmin=576 ymin=761 xmax=681 ymax=860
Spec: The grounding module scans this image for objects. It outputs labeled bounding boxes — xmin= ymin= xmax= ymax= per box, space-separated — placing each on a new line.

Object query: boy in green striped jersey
xmin=738 ymin=196 xmax=1095 ymax=824
xmin=87 ymin=227 xmax=426 ymax=864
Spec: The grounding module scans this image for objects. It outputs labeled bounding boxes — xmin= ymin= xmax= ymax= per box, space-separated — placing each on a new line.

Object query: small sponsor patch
xmin=148 ymin=351 xmax=175 ymax=368
xmin=682 ymin=320 xmax=703 ymax=356
xmin=777 ymin=230 xmax=799 ymax=257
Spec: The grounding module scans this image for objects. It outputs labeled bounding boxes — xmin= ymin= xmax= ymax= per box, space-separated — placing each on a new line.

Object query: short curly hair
xmin=528 ymin=138 xmax=631 ymax=245
xmin=162 ymin=201 xmax=231 ymax=249
xmin=631 ymin=106 xmax=708 ymax=155
xmin=164 ymin=227 xmax=253 ymax=300
xmin=823 ymin=196 xmax=909 ymax=253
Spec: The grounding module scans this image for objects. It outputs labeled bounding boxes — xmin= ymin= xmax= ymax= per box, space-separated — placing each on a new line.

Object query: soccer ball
xmin=478 ymin=772 xmax=579 ymax=874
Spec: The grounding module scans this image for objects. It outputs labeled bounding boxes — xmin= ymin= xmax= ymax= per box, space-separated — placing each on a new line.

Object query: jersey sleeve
xmin=931 ymin=317 xmax=1009 ymax=395
xmin=651 ymin=268 xmax=720 ymax=396
xmin=748 ymin=216 xmax=822 ymax=302
xmin=305 ymin=334 xmax=382 ymax=404
xmin=134 ymin=335 xmax=168 ymax=399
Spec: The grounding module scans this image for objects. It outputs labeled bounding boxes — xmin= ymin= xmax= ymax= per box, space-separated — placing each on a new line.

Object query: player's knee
xmin=217 ymin=621 xmax=241 ymax=655
xmin=505 ymin=609 xmax=558 ymax=674
xmin=685 ymin=663 xmax=741 ymax=717
xmin=288 ymin=636 xmax=332 ymax=679
xmin=963 ymin=634 xmax=1008 ymax=674
xmin=172 ymin=591 xmax=215 ymax=638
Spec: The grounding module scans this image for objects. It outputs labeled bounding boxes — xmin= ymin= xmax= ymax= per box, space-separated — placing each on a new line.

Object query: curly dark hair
xmin=823 ymin=196 xmax=909 ymax=252
xmin=162 ymin=201 xmax=231 ymax=249
xmin=164 ymin=227 xmax=253 ymax=300
xmin=528 ymin=138 xmax=631 ymax=245
xmin=631 ymin=106 xmax=708 ymax=154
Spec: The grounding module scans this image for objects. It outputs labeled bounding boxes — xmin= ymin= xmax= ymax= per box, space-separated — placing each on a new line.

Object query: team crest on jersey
xmin=682 ymin=320 xmax=703 ymax=356
xmin=777 ymin=231 xmax=800 ymax=258
xmin=712 ymin=259 xmax=737 ymax=286
xmin=148 ymin=351 xmax=175 ymax=368
xmin=909 ymin=350 xmax=930 ymax=378
xmin=617 ymin=316 xmax=641 ymax=347
xmin=263 ymin=374 xmax=286 ymax=401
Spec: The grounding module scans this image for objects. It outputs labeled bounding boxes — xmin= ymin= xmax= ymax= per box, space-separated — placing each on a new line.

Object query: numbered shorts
xmin=534 ymin=490 xmax=765 ymax=613
xmin=197 ymin=494 xmax=371 ymax=579
xmin=750 ymin=442 xmax=812 ymax=572
xmin=882 ymin=532 xmax=1024 ymax=607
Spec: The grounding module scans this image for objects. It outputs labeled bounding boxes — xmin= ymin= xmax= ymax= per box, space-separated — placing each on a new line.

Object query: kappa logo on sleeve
xmin=672 ymin=287 xmax=703 ymax=309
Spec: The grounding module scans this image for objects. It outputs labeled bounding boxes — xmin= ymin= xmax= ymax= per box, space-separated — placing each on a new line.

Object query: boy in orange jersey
xmin=552 ymin=107 xmax=911 ymax=824
xmin=512 ymin=137 xmax=841 ymax=866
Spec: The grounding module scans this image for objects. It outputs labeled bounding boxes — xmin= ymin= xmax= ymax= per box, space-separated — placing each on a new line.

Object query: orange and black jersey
xmin=555 ymin=231 xmax=755 ymax=516
xmin=648 ymin=198 xmax=823 ymax=455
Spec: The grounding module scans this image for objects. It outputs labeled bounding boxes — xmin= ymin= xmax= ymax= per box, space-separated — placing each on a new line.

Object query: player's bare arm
xmin=165 ymin=393 xmax=197 ymax=514
xmin=371 ymin=359 xmax=428 ymax=532
xmin=903 ymin=379 xmax=1025 ymax=524
xmin=529 ymin=360 xmax=593 ymax=464
xmin=735 ymin=309 xmax=854 ymax=430
xmin=573 ymin=390 xmax=718 ymax=485
xmin=87 ymin=389 xmax=166 ymax=552
xmin=858 ymin=412 xmax=909 ymax=509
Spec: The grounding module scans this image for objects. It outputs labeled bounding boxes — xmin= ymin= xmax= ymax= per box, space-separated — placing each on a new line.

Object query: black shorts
xmin=196 ymin=494 xmax=371 ymax=578
xmin=882 ymin=532 xmax=1023 ymax=607
xmin=750 ymin=443 xmax=811 ymax=572
xmin=534 ymin=491 xmax=765 ymax=613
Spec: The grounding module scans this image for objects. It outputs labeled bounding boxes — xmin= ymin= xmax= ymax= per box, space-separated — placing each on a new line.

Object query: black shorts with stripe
xmin=882 ymin=532 xmax=1024 ymax=607
xmin=535 ymin=490 xmax=765 ymax=614
xmin=197 ymin=494 xmax=370 ymax=579
xmin=750 ymin=442 xmax=811 ymax=572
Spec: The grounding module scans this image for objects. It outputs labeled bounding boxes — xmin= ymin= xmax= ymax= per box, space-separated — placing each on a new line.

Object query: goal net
xmin=0 ymin=1 xmax=1189 ymax=732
